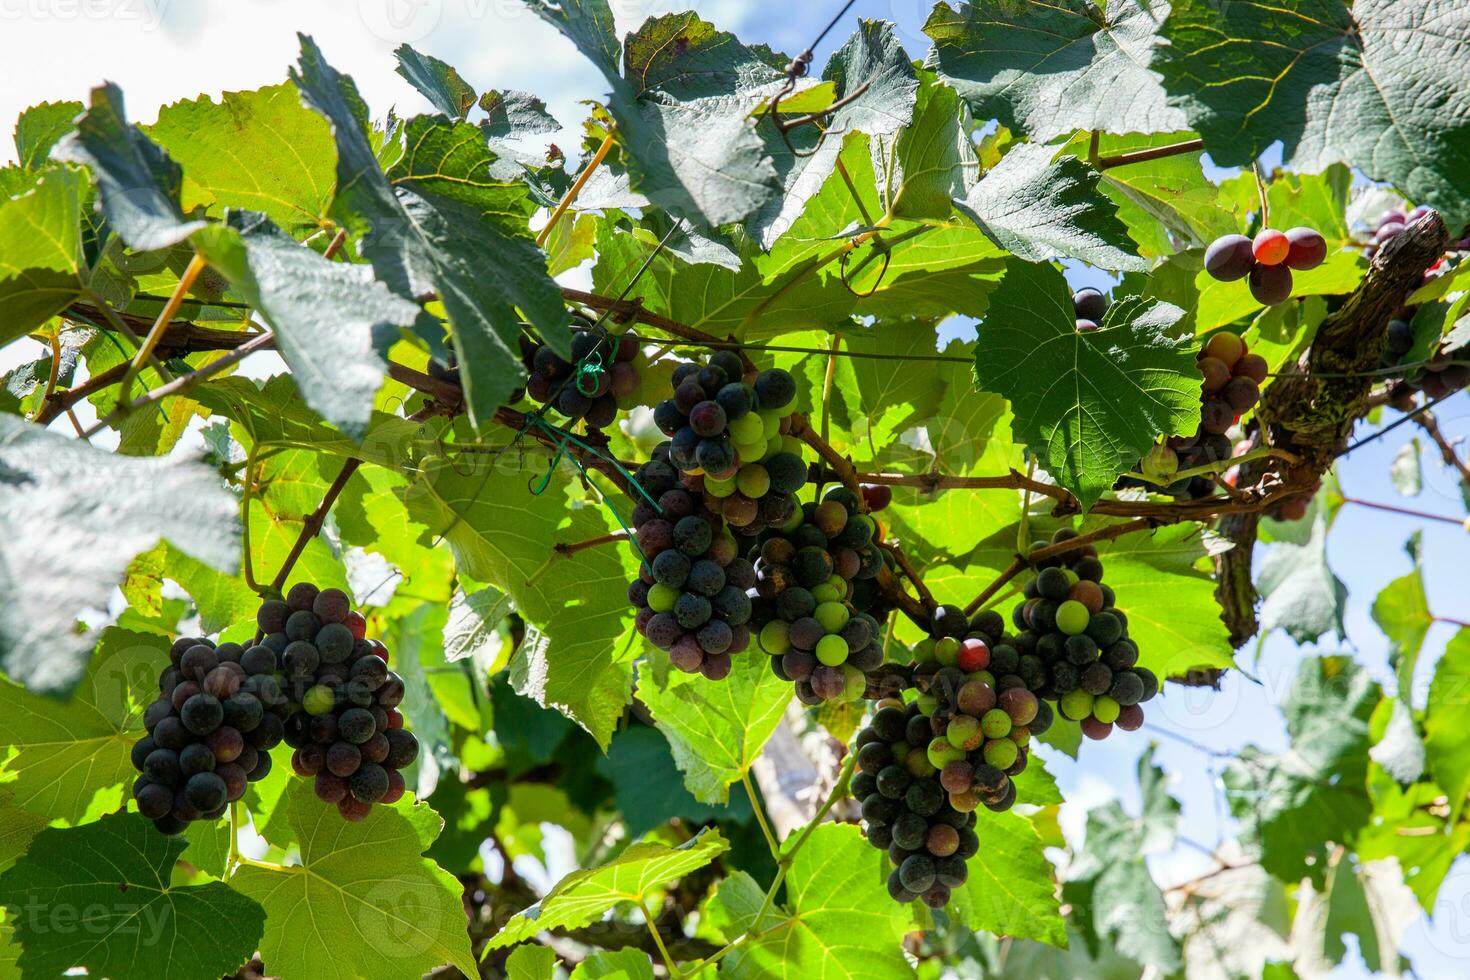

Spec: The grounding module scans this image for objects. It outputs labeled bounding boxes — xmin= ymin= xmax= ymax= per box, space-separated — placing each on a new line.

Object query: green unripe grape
xmin=781 ymin=435 xmax=804 ymax=455
xmin=967 ymin=669 xmax=996 ymax=688
xmin=934 ymin=636 xmax=961 ymax=667
xmin=736 ymin=464 xmax=770 ymax=498
xmin=303 ymin=684 xmax=336 ymax=715
xmin=781 ymin=508 xmax=804 ymax=533
xmin=916 ymin=693 xmax=937 ymax=716
xmin=1060 ymin=688 xmax=1095 ymax=721
xmin=704 ymin=474 xmax=736 ymax=498
xmin=1092 ymin=695 xmax=1121 ymax=724
xmin=648 ymin=583 xmax=679 ymax=613
xmin=816 ymin=634 xmax=850 ymax=666
xmin=946 ymin=714 xmax=980 ymax=749
xmin=764 ymin=434 xmax=784 ymax=460
xmin=1063 ymin=568 xmax=1079 ymax=586
xmin=890 ymin=740 xmax=910 ymax=764
xmin=1056 ymin=599 xmax=1091 ymax=635
xmin=912 ymin=638 xmax=937 ymax=664
xmin=927 ymin=737 xmax=965 ymax=769
xmin=842 ymin=664 xmax=867 ymax=700
xmin=815 ymin=601 xmax=850 ymax=633
xmin=812 ymin=583 xmax=841 ymax=604
xmin=728 ymin=412 xmax=764 ymax=444
xmin=980 ymin=708 xmax=1012 ymax=739
xmin=759 ymin=410 xmax=781 ymax=439
xmin=760 ymin=620 xmax=791 ymax=655
xmin=982 ymin=738 xmax=1018 ymax=770
xmin=735 ymin=439 xmax=766 ymax=465
xmin=906 ymin=751 xmax=937 ymax=778
xmin=1009 ymin=725 xmax=1030 ymax=747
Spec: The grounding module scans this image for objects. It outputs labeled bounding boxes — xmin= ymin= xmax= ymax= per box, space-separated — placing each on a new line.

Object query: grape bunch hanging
xmin=523 ymin=326 xmax=643 ymax=431
xmin=751 ymin=487 xmax=888 ymax=704
xmin=628 ymin=452 xmax=756 ymax=679
xmin=253 ymin=584 xmax=419 ymax=821
xmin=653 ymin=353 xmax=806 ymax=535
xmin=131 ymin=635 xmax=288 ymax=834
xmin=1204 ymin=226 xmax=1326 ymax=304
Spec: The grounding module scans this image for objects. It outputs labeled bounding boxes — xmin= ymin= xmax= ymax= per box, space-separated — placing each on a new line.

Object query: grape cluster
xmin=523 ymin=328 xmax=642 ymax=430
xmin=1361 ymin=204 xmax=1470 ymax=258
xmin=652 ymin=353 xmax=806 ymax=536
xmin=1204 ymin=227 xmax=1325 ymax=305
xmin=627 ymin=451 xmax=755 ymax=679
xmin=1072 ymin=287 xmax=1108 ymax=332
xmin=1379 ymin=316 xmax=1470 ymax=406
xmin=131 ymin=635 xmax=288 ymax=834
xmin=1014 ymin=531 xmax=1158 ymax=739
xmin=853 ymin=700 xmax=980 ymax=909
xmin=752 ymin=487 xmax=888 ymax=703
xmin=256 ymin=584 xmax=418 ymax=821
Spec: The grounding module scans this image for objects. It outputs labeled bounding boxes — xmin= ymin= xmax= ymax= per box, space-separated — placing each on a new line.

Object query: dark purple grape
xmin=1204 ymin=234 xmax=1254 ymax=282
xmin=1248 ymin=262 xmax=1293 ymax=305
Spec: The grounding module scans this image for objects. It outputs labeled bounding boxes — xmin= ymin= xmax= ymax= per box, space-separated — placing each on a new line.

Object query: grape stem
xmin=115 ymin=251 xmax=206 ymax=407
xmin=963 ymin=518 xmax=1156 ymax=617
xmin=1093 ymin=137 xmax=1204 ymax=170
xmin=638 ymin=898 xmax=682 ymax=979
xmin=536 ymin=128 xmax=616 ymax=248
xmin=1341 ymin=496 xmax=1465 ymax=527
xmin=1121 ymin=445 xmax=1301 ymax=487
xmin=879 ymin=541 xmax=938 ymax=614
xmin=742 ymin=770 xmax=782 ymax=863
xmin=1415 ymin=410 xmax=1470 ymax=490
xmin=268 ymin=457 xmax=362 ymax=594
xmin=552 ymin=530 xmax=629 ymax=556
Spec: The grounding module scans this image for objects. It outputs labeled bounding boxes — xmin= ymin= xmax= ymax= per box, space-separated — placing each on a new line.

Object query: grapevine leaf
xmin=705 ymin=870 xmax=781 ymax=941
xmin=507 ymin=945 xmax=558 ymax=980
xmin=1424 ymin=629 xmax=1470 ymax=824
xmin=1369 ymin=698 xmax=1425 ymax=786
xmin=925 ymin=0 xmax=1187 ymax=141
xmin=443 ymin=584 xmax=512 ymax=665
xmin=724 ymin=824 xmax=914 ymax=979
xmin=394 ymin=44 xmax=477 ymax=119
xmin=13 ymin=100 xmax=83 ymax=168
xmin=0 ymin=811 xmax=264 ymax=980
xmin=231 ymin=781 xmax=477 ymax=979
xmin=951 ymin=809 xmax=1066 ymax=946
xmin=0 ymin=796 xmax=48 ymax=876
xmin=0 ymin=416 xmax=237 ymax=693
xmin=0 ymin=628 xmax=159 ymax=823
xmin=973 ymin=261 xmax=1199 ymax=508
xmin=1225 ymin=656 xmax=1378 ymax=885
xmin=52 ymin=83 xmax=204 ymax=251
xmin=480 ymin=90 xmax=559 ymax=139
xmin=1371 ymin=535 xmax=1432 ymax=707
xmin=490 ymin=673 xmax=573 ymax=772
xmin=570 ymin=948 xmax=654 ymax=980
xmin=1155 ymin=0 xmax=1470 ymax=227
xmin=888 ymin=73 xmax=973 ymax=221
xmin=595 ymin=725 xmax=752 ymax=837
xmin=956 ymin=143 xmax=1146 ymax=271
xmin=401 ymin=456 xmax=638 ymax=747
xmin=636 ymin=647 xmax=791 ymax=804
xmin=194 ymin=211 xmax=419 ymax=439
xmin=147 ymin=83 xmax=336 ymax=234
xmin=486 ymin=827 xmax=728 ymax=950
xmin=291 ymin=36 xmax=569 ymax=426
xmin=1390 ymin=440 xmax=1422 ymax=496
xmin=1257 ymin=509 xmax=1347 ymax=645
xmin=0 ymin=167 xmax=86 ymax=344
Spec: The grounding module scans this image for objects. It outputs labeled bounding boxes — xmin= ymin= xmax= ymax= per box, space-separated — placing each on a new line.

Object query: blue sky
xmin=4 ymin=1 xmax=1469 ymax=973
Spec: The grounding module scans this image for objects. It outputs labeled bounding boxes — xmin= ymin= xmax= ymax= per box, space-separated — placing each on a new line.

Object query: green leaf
xmin=147 ymin=83 xmax=336 ymax=235
xmin=0 ymin=629 xmax=159 ymax=823
xmin=1371 ymin=534 xmax=1432 ymax=705
xmin=888 ymin=73 xmax=972 ymax=221
xmin=570 ymin=948 xmax=654 ymax=980
xmin=704 ymin=869 xmax=782 ymax=941
xmin=1424 ymin=629 xmax=1470 ymax=823
xmin=401 ymin=456 xmax=639 ymax=747
xmin=636 ymin=647 xmax=791 ymax=805
xmin=1390 ymin=439 xmax=1422 ymax=496
xmin=53 ymin=83 xmax=204 ymax=250
xmin=596 ymin=725 xmax=752 ymax=836
xmin=506 ymin=944 xmax=559 ymax=980
xmin=444 ymin=583 xmax=512 ymax=665
xmin=951 ymin=809 xmax=1065 ymax=946
xmin=231 ymin=781 xmax=477 ymax=979
xmin=13 ymin=101 xmax=83 ymax=168
xmin=0 ymin=797 xmax=48 ymax=876
xmin=486 ymin=827 xmax=728 ymax=949
xmin=291 ymin=37 xmax=569 ymax=426
xmin=0 ymin=416 xmax=238 ymax=693
xmin=0 ymin=167 xmax=85 ymax=344
xmin=926 ymin=0 xmax=1187 ymax=141
xmin=1369 ymin=694 xmax=1425 ymax=786
xmin=957 ymin=144 xmax=1146 ymax=271
xmin=480 ymin=90 xmax=560 ymax=139
xmin=193 ymin=210 xmax=420 ymax=439
xmin=1256 ymin=509 xmax=1347 ymax=645
xmin=394 ymin=45 xmax=478 ymax=119
xmin=725 ymin=824 xmax=914 ymax=979
xmin=974 ymin=261 xmax=1199 ymax=508
xmin=0 ymin=811 xmax=264 ymax=980
xmin=1156 ymin=0 xmax=1470 ymax=227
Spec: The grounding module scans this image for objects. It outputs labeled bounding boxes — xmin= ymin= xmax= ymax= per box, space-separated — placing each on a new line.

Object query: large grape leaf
xmin=1256 ymin=508 xmax=1347 ymax=645
xmin=951 ymin=809 xmax=1065 ymax=946
xmin=1424 ymin=630 xmax=1470 ymax=824
xmin=1155 ymin=0 xmax=1470 ymax=227
xmin=231 ymin=781 xmax=477 ymax=980
xmin=394 ymin=44 xmax=477 ymax=120
xmin=636 ymin=647 xmax=791 ymax=805
xmin=506 ymin=945 xmax=559 ymax=980
xmin=749 ymin=21 xmax=918 ymax=246
xmin=1224 ymin=657 xmax=1378 ymax=885
xmin=0 ymin=628 xmax=157 ymax=823
xmin=926 ymin=0 xmax=1186 ymax=142
xmin=486 ymin=827 xmax=728 ymax=949
xmin=0 ymin=811 xmax=264 ymax=980
xmin=400 ymin=455 xmax=638 ymax=748
xmin=290 ymin=36 xmax=569 ymax=427
xmin=724 ymin=824 xmax=913 ymax=979
xmin=53 ymin=83 xmax=204 ymax=251
xmin=886 ymin=72 xmax=972 ymax=222
xmin=0 ymin=416 xmax=237 ymax=693
xmin=973 ymin=261 xmax=1199 ymax=508
xmin=957 ymin=143 xmax=1146 ymax=271
xmin=0 ymin=167 xmax=85 ymax=345
xmin=193 ymin=211 xmax=419 ymax=440
xmin=147 ymin=83 xmax=336 ymax=235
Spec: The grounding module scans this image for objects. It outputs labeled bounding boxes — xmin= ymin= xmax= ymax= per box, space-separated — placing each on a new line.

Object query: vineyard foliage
xmin=0 ymin=0 xmax=1469 ymax=977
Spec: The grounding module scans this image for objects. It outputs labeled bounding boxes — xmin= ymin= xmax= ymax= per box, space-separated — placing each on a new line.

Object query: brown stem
xmin=537 ymin=130 xmax=615 ymax=248
xmin=964 ymin=518 xmax=1156 ymax=616
xmin=1416 ymin=410 xmax=1470 ymax=490
xmin=268 ymin=458 xmax=362 ymax=594
xmin=1095 ymin=138 xmax=1205 ymax=170
xmin=964 ymin=558 xmax=1025 ymax=616
xmin=34 ymin=360 xmax=131 ymax=425
xmin=89 ymin=332 xmax=276 ymax=434
xmin=116 ymin=252 xmax=205 ymax=404
xmin=880 ymin=541 xmax=938 ymax=613
xmin=560 ymin=287 xmax=757 ymax=376
xmin=1342 ymin=496 xmax=1464 ymax=526
xmin=322 ymin=228 xmax=348 ymax=260
xmin=553 ymin=530 xmax=628 ymax=556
